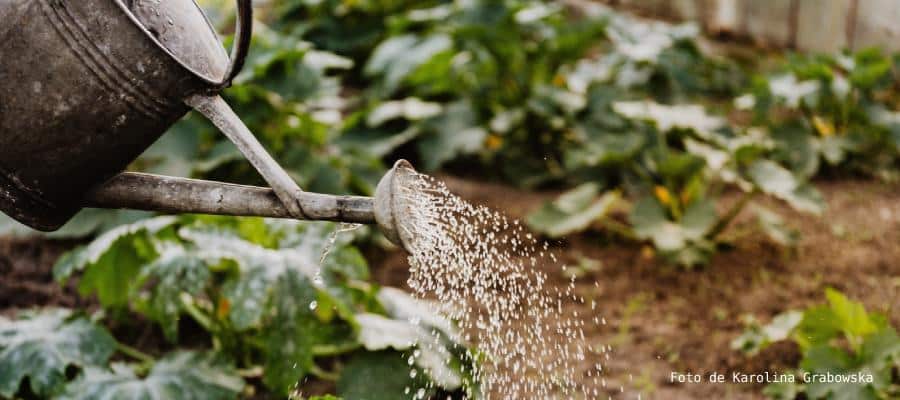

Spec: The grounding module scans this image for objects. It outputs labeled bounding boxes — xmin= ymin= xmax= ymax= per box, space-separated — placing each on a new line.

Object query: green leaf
xmin=355 ymin=313 xmax=462 ymax=390
xmin=366 ymin=34 xmax=453 ymax=95
xmin=611 ymin=101 xmax=726 ymax=139
xmin=52 ymin=215 xmax=177 ymax=308
xmin=794 ymin=305 xmax=843 ymax=351
xmin=858 ymin=328 xmax=900 ymax=371
xmin=366 ymin=98 xmax=443 ymax=127
xmin=746 ymin=160 xmax=824 ymax=215
xmin=0 ymin=210 xmax=153 ymax=240
xmin=54 ymin=216 xmax=177 ymax=282
xmin=261 ymin=270 xmax=319 ymax=395
xmin=565 ymin=131 xmax=645 ymax=167
xmin=0 ymin=309 xmax=115 ymax=397
xmin=629 ymin=197 xmax=684 ymax=252
xmin=681 ymin=198 xmax=717 ymax=240
xmin=527 ymin=185 xmax=620 ymax=238
xmin=337 ymin=351 xmax=431 ymax=400
xmin=137 ymin=242 xmax=218 ymax=341
xmin=57 ymin=351 xmax=244 ymax=400
xmin=755 ymin=206 xmax=800 ymax=247
xmin=824 ymin=288 xmax=880 ymax=349
xmin=747 ymin=160 xmax=797 ymax=197
xmin=763 ymin=374 xmax=803 ymax=400
xmin=800 ymin=345 xmax=885 ymax=400
xmin=376 ymin=288 xmax=460 ymax=343
xmin=416 ymin=101 xmax=487 ymax=171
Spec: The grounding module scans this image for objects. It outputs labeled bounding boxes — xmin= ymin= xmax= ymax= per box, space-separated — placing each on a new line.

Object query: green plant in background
xmin=733 ymin=289 xmax=900 ymax=400
xmin=529 ymin=98 xmax=823 ymax=266
xmin=0 ymin=217 xmax=476 ymax=399
xmin=743 ymin=48 xmax=900 ymax=181
xmin=337 ymin=0 xmax=610 ymax=185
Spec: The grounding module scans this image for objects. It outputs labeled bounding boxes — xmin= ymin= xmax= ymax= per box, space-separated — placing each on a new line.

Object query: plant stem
xmin=309 ymin=364 xmax=340 ymax=381
xmin=709 ymin=190 xmax=756 ymax=238
xmin=116 ymin=342 xmax=155 ymax=364
xmin=180 ymin=294 xmax=215 ymax=332
xmin=312 ymin=342 xmax=361 ymax=357
xmin=598 ymin=218 xmax=639 ymax=242
xmin=238 ymin=366 xmax=264 ymax=378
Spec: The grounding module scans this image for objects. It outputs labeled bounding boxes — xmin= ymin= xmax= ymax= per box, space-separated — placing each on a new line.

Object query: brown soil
xmin=2 ymin=177 xmax=898 ymax=399
xmin=0 ymin=238 xmax=84 ymax=316
xmin=370 ymin=176 xmax=900 ymax=400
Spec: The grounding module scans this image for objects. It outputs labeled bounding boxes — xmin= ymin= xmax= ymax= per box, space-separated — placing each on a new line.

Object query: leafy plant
xmin=742 ymin=48 xmax=900 ymax=181
xmin=56 ymin=351 xmax=245 ymax=400
xmin=45 ymin=216 xmax=477 ymax=398
xmin=0 ymin=309 xmax=116 ymax=397
xmin=529 ymin=98 xmax=817 ymax=266
xmin=734 ymin=289 xmax=900 ymax=400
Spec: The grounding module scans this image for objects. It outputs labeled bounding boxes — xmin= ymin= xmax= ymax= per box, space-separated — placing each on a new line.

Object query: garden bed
xmin=370 ymin=175 xmax=900 ymax=399
xmin=2 ymin=177 xmax=898 ymax=399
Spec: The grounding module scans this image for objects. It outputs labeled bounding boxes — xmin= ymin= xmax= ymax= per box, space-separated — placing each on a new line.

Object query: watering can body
xmin=0 ymin=0 xmax=252 ymax=231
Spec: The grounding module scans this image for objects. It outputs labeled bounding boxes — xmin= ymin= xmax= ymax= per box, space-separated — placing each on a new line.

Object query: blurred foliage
xmin=40 ymin=217 xmax=476 ymax=398
xmin=734 ymin=289 xmax=900 ymax=400
xmin=742 ymin=48 xmax=900 ymax=182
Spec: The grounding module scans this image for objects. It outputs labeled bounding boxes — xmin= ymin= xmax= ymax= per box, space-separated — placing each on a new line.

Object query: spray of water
xmin=398 ymin=172 xmax=608 ymax=399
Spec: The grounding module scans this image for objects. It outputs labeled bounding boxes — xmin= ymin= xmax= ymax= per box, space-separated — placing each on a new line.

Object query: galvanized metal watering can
xmin=0 ymin=0 xmax=416 ymax=249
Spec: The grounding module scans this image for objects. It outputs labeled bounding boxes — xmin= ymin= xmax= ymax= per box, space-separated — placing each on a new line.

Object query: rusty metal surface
xmin=0 ymin=0 xmax=249 ymax=231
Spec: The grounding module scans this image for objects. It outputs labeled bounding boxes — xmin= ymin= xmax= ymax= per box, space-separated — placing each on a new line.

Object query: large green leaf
xmin=356 ymin=313 xmax=462 ymax=390
xmin=754 ymin=206 xmax=800 ymax=247
xmin=527 ymin=184 xmax=620 ymax=238
xmin=611 ymin=100 xmax=726 ymax=139
xmin=746 ymin=160 xmax=825 ymax=214
xmin=800 ymin=345 xmax=888 ymax=400
xmin=629 ymin=197 xmax=684 ymax=251
xmin=365 ymin=34 xmax=453 ymax=95
xmin=0 ymin=210 xmax=153 ymax=240
xmin=136 ymin=242 xmax=221 ymax=341
xmin=0 ymin=309 xmax=115 ymax=397
xmin=53 ymin=217 xmax=177 ymax=308
xmin=731 ymin=311 xmax=803 ymax=356
xmin=337 ymin=351 xmax=431 ymax=400
xmin=57 ymin=351 xmax=244 ymax=400
xmin=681 ymin=198 xmax=717 ymax=240
xmin=824 ymin=288 xmax=881 ymax=350
xmin=416 ymin=101 xmax=487 ymax=171
xmin=261 ymin=270 xmax=320 ymax=395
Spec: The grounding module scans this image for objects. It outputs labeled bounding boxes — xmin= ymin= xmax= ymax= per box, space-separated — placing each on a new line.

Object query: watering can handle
xmin=218 ymin=0 xmax=253 ymax=88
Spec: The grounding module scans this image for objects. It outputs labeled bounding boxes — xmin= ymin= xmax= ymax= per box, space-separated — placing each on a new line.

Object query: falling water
xmin=397 ymin=172 xmax=607 ymax=399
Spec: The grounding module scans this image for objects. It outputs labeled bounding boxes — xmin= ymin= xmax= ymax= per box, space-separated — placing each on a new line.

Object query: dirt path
xmin=372 ymin=177 xmax=900 ymax=399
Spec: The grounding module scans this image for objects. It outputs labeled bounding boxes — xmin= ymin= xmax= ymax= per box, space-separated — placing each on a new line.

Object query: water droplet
xmin=308 ymin=301 xmax=318 ymax=311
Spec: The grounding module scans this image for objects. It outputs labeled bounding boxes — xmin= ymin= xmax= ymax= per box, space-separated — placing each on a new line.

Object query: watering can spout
xmin=84 ymin=159 xmax=420 ymax=250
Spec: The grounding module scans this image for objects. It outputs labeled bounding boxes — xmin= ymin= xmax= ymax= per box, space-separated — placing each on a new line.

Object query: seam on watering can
xmin=38 ymin=0 xmax=173 ymax=119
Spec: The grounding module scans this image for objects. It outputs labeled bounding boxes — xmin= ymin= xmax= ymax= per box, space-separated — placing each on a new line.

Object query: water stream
xmin=396 ymin=172 xmax=608 ymax=399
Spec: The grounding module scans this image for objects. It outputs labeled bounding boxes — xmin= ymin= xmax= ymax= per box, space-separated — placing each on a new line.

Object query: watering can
xmin=0 ymin=0 xmax=417 ymax=249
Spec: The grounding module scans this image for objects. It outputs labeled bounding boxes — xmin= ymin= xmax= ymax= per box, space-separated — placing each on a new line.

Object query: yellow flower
xmin=812 ymin=115 xmax=835 ymax=137
xmin=485 ymin=134 xmax=503 ymax=150
xmin=216 ymin=298 xmax=231 ymax=319
xmin=552 ymin=73 xmax=566 ymax=87
xmin=654 ymin=186 xmax=672 ymax=206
